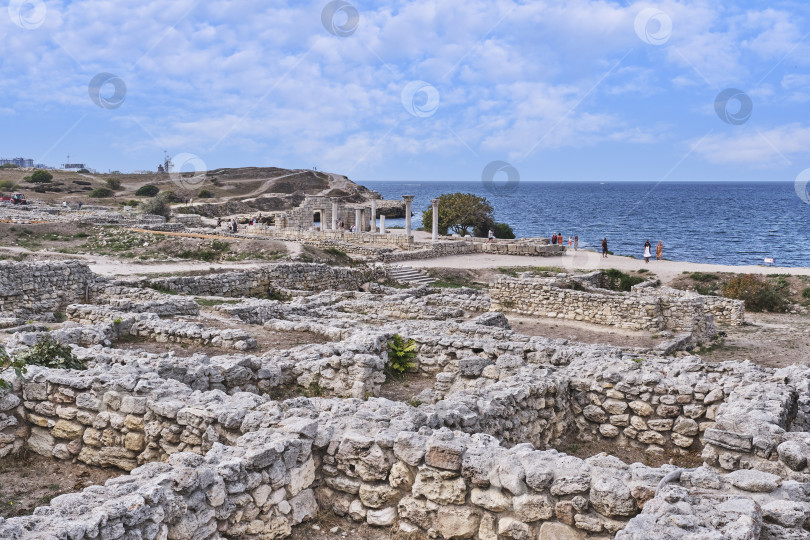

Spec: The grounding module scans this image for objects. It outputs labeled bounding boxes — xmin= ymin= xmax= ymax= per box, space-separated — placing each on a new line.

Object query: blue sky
xmin=1 ymin=0 xmax=809 ymax=182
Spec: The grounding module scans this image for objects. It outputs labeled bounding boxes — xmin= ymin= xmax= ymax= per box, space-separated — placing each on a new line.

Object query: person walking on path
xmin=644 ymin=240 xmax=652 ymax=263
xmin=656 ymin=241 xmax=663 ymax=261
xmin=551 ymin=233 xmax=557 ymax=245
xmin=601 ymin=237 xmax=608 ymax=258
xmin=568 ymin=235 xmax=573 ymax=248
xmin=574 ymin=235 xmax=579 ymax=251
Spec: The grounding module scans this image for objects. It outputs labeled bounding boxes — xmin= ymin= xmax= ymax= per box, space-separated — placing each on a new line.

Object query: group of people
xmin=216 ymin=217 xmax=239 ymax=233
xmin=643 ymin=240 xmax=664 ymax=263
xmin=551 ymin=233 xmax=579 ymax=250
xmin=592 ymin=237 xmax=662 ymax=262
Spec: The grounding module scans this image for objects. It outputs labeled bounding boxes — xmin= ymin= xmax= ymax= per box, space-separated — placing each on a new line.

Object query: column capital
xmin=402 ymin=195 xmax=415 ymax=203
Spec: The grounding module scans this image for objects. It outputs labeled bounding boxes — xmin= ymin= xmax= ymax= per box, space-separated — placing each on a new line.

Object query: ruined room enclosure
xmin=0 ymin=260 xmax=808 ymax=539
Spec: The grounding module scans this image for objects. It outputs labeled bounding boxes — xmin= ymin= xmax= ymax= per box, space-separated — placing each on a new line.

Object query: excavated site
xmin=0 ymin=259 xmax=808 ymax=540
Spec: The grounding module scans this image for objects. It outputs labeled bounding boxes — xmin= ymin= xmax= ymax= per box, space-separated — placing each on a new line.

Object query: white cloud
xmin=695 ymin=123 xmax=810 ymax=166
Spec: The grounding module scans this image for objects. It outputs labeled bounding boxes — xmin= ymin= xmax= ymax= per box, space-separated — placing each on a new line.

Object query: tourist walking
xmin=574 ymin=236 xmax=579 ymax=251
xmin=568 ymin=235 xmax=573 ymax=248
xmin=643 ymin=240 xmax=652 ymax=263
xmin=656 ymin=241 xmax=663 ymax=261
xmin=551 ymin=233 xmax=557 ymax=245
xmin=601 ymin=237 xmax=608 ymax=258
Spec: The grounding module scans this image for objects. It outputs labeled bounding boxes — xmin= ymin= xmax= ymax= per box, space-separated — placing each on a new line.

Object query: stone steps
xmin=388 ymin=265 xmax=435 ymax=285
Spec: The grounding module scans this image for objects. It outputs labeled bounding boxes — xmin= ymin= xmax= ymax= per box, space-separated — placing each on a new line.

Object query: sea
xmin=363 ymin=181 xmax=810 ymax=268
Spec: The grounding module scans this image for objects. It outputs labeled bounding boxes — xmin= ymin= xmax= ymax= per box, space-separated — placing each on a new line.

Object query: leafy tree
xmin=29 ymin=170 xmax=53 ymax=183
xmin=474 ymin=218 xmax=515 ymax=239
xmin=0 ymin=163 xmax=19 ymax=169
xmin=105 ymin=178 xmax=122 ymax=190
xmin=198 ymin=189 xmax=214 ymax=198
xmin=141 ymin=192 xmax=172 ymax=219
xmin=421 ymin=193 xmax=494 ymax=237
xmin=135 ymin=184 xmax=159 ymax=197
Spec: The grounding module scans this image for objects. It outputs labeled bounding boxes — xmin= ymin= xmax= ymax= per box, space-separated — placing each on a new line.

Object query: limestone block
xmin=470 ymin=487 xmax=512 ymax=512
xmin=436 ymin=505 xmax=480 ymax=539
xmin=412 ymin=468 xmax=466 ymax=505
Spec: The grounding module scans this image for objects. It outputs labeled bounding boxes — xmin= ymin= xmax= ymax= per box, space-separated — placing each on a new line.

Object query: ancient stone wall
xmin=141 ymin=263 xmax=380 ymax=296
xmin=0 ymin=260 xmax=95 ymax=318
xmin=490 ymin=276 xmax=724 ymax=339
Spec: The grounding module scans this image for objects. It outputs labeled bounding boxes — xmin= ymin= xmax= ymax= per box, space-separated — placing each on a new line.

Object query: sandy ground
xmin=405 ymin=249 xmax=810 ymax=284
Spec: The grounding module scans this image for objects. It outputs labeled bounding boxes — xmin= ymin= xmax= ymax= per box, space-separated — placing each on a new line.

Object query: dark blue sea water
xmin=363 ymin=181 xmax=810 ymax=268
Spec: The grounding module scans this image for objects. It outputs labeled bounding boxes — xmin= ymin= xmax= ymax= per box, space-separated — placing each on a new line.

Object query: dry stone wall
xmin=0 ymin=260 xmax=94 ymax=318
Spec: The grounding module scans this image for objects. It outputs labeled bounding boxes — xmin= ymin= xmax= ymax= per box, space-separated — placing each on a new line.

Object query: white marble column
xmin=354 ymin=208 xmax=362 ymax=234
xmin=431 ymin=198 xmax=439 ymax=242
xmin=370 ymin=199 xmax=377 ymax=233
xmin=403 ymin=195 xmax=414 ymax=237
xmin=380 ymin=215 xmax=386 ymax=234
xmin=331 ymin=199 xmax=338 ymax=230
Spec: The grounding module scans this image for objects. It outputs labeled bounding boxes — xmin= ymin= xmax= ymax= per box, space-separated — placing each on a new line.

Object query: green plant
xmin=0 ymin=180 xmax=16 ymax=190
xmin=197 ymin=189 xmax=214 ymax=198
xmin=135 ymin=184 xmax=159 ymax=197
xmin=29 ymin=170 xmax=53 ymax=183
xmin=407 ymin=397 xmax=423 ymax=407
xmin=89 ymin=187 xmax=114 ymax=198
xmin=298 ymin=379 xmax=324 ymax=397
xmin=113 ymin=317 xmax=124 ymax=324
xmin=0 ymin=344 xmax=26 ymax=389
xmin=601 ymin=269 xmax=645 ymax=292
xmin=387 ymin=334 xmax=417 ymax=378
xmin=105 ymin=178 xmax=122 ymax=190
xmin=631 ymin=358 xmax=645 ymax=364
xmin=721 ymin=274 xmax=789 ymax=312
xmin=141 ymin=193 xmax=172 ymax=219
xmin=690 ymin=272 xmax=719 ymax=282
xmin=802 ymin=287 xmax=810 ymax=300
xmin=14 ymin=335 xmax=85 ymax=371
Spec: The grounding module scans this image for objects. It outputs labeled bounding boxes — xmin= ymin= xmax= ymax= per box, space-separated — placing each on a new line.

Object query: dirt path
xmin=405 ymin=250 xmax=810 ymax=286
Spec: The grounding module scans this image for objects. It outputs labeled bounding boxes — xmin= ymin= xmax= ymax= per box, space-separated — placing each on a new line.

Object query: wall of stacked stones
xmin=0 ymin=432 xmax=317 ymax=539
xmin=141 ymin=263 xmax=381 ymax=296
xmin=0 ymin=260 xmax=95 ymax=318
xmin=701 ymin=365 xmax=810 ymax=479
xmin=490 ymin=276 xmax=720 ymax=337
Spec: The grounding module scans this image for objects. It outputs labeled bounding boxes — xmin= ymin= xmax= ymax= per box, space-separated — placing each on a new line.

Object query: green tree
xmin=141 ymin=192 xmax=172 ymax=219
xmin=474 ymin=218 xmax=515 ymax=239
xmin=30 ymin=170 xmax=53 ymax=183
xmin=105 ymin=178 xmax=122 ymax=190
xmin=421 ymin=193 xmax=494 ymax=237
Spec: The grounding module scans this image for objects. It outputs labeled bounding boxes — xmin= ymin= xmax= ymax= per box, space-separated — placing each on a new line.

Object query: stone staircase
xmin=388 ymin=265 xmax=435 ymax=286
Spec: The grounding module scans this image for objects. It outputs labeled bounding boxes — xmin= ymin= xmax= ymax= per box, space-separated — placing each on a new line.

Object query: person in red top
xmin=551 ymin=233 xmax=557 ymax=244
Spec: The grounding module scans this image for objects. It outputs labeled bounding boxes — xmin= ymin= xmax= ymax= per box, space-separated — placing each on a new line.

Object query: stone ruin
xmin=0 ymin=260 xmax=807 ymax=539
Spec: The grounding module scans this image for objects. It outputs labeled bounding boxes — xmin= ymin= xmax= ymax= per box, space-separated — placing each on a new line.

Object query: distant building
xmin=0 ymin=157 xmax=34 ymax=168
xmin=63 ymin=163 xmax=87 ymax=170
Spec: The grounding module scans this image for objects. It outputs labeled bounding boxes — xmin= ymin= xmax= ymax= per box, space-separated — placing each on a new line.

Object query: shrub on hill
xmin=135 ymin=184 xmax=159 ymax=197
xmin=722 ymin=274 xmax=789 ymax=312
xmin=89 ymin=187 xmax=114 ymax=198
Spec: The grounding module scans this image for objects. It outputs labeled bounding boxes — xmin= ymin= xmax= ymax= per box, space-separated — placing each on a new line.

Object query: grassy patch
xmin=601 ymin=269 xmax=645 ymax=292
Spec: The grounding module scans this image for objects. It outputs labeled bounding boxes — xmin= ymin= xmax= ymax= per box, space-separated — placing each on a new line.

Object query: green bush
xmin=690 ymin=272 xmax=719 ymax=282
xmin=141 ymin=193 xmax=172 ymax=219
xmin=0 ymin=163 xmax=19 ymax=169
xmin=29 ymin=170 xmax=53 ymax=183
xmin=802 ymin=287 xmax=810 ymax=300
xmin=105 ymin=178 xmax=122 ymax=190
xmin=89 ymin=187 xmax=114 ymax=198
xmin=0 ymin=180 xmax=15 ymax=190
xmin=0 ymin=344 xmax=26 ymax=389
xmin=386 ymin=334 xmax=417 ymax=378
xmin=601 ymin=269 xmax=645 ymax=292
xmin=135 ymin=184 xmax=159 ymax=197
xmin=721 ymin=274 xmax=789 ymax=312
xmin=198 ymin=189 xmax=214 ymax=198
xmin=11 ymin=335 xmax=86 ymax=379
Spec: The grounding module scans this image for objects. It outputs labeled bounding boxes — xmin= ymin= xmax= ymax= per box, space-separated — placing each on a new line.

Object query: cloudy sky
xmin=1 ymin=0 xmax=808 ymax=182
